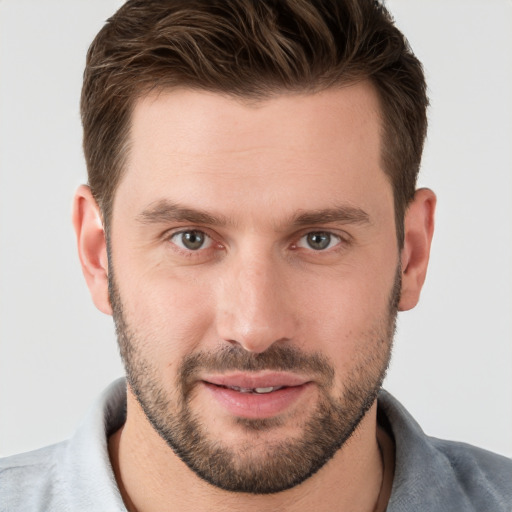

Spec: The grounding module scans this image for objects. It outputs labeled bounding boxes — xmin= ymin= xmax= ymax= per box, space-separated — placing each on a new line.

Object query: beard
xmin=109 ymin=266 xmax=400 ymax=495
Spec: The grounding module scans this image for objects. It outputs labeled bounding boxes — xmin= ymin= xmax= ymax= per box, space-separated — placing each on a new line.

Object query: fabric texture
xmin=1 ymin=379 xmax=511 ymax=511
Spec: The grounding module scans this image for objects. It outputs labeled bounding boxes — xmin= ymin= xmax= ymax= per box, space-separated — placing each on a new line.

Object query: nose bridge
xmin=216 ymin=247 xmax=296 ymax=353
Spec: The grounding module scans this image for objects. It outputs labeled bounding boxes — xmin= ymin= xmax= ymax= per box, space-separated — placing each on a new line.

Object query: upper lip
xmin=202 ymin=372 xmax=310 ymax=389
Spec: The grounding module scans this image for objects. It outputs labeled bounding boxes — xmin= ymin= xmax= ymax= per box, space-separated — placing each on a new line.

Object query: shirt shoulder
xmin=0 ymin=442 xmax=68 ymax=512
xmin=429 ymin=437 xmax=512 ymax=506
xmin=379 ymin=390 xmax=512 ymax=512
xmin=0 ymin=379 xmax=128 ymax=512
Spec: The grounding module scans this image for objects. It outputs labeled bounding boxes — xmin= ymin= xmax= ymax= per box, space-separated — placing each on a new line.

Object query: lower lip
xmin=202 ymin=382 xmax=311 ymax=419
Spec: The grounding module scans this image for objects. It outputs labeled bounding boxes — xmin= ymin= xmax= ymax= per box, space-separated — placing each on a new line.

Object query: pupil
xmin=183 ymin=231 xmax=204 ymax=250
xmin=307 ymin=232 xmax=330 ymax=250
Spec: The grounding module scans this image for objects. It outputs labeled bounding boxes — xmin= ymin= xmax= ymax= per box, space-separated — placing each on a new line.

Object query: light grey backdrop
xmin=1 ymin=0 xmax=511 ymax=458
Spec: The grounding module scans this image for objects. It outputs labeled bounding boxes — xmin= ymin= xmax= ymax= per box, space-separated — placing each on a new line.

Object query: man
xmin=1 ymin=0 xmax=510 ymax=510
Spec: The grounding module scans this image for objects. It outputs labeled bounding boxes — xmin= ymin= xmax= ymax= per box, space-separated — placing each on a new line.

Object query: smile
xmin=222 ymin=385 xmax=285 ymax=394
xmin=200 ymin=374 xmax=313 ymax=419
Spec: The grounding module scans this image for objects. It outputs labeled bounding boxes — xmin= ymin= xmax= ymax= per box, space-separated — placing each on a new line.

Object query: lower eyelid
xmin=296 ymin=232 xmax=344 ymax=250
xmin=169 ymin=230 xmax=213 ymax=251
xmin=165 ymin=229 xmax=349 ymax=255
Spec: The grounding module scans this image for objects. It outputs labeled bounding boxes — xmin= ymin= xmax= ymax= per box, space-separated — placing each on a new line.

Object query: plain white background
xmin=1 ymin=0 xmax=511 ymax=459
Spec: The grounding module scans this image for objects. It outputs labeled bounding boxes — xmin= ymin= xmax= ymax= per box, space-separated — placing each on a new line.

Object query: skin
xmin=73 ymin=82 xmax=435 ymax=511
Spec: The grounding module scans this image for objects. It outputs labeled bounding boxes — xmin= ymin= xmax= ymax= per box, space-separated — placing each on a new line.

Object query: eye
xmin=170 ymin=230 xmax=213 ymax=251
xmin=296 ymin=231 xmax=342 ymax=251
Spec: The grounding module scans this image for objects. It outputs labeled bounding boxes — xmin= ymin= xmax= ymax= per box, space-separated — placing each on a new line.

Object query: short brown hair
xmin=81 ymin=0 xmax=428 ymax=245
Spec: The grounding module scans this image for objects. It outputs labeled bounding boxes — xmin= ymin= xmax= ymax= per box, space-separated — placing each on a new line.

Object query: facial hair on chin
xmin=108 ymin=265 xmax=400 ymax=494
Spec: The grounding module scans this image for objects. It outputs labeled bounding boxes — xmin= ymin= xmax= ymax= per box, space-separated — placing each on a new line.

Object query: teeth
xmin=254 ymin=387 xmax=275 ymax=394
xmin=227 ymin=386 xmax=282 ymax=394
xmin=228 ymin=386 xmax=253 ymax=393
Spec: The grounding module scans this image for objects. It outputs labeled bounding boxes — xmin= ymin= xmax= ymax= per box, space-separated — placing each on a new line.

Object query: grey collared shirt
xmin=1 ymin=379 xmax=511 ymax=511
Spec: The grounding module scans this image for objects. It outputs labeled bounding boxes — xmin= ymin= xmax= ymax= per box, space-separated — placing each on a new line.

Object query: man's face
xmin=108 ymin=84 xmax=400 ymax=493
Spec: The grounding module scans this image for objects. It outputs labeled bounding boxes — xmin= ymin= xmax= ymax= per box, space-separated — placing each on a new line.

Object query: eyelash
xmin=165 ymin=228 xmax=351 ymax=256
xmin=167 ymin=229 xmax=219 ymax=256
xmin=293 ymin=232 xmax=344 ymax=251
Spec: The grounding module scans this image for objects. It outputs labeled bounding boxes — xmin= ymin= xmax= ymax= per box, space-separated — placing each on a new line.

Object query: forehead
xmin=128 ymin=83 xmax=383 ymax=162
xmin=114 ymin=83 xmax=391 ymax=224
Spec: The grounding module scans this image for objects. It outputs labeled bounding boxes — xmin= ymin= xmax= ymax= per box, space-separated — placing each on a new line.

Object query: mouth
xmin=217 ymin=385 xmax=285 ymax=394
xmin=200 ymin=373 xmax=312 ymax=419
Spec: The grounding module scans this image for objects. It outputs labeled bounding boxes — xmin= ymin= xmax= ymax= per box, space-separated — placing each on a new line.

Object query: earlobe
xmin=72 ymin=185 xmax=112 ymax=315
xmin=398 ymin=188 xmax=436 ymax=311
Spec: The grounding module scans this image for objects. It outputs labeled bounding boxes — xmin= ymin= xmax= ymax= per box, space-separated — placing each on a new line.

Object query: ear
xmin=72 ymin=185 xmax=112 ymax=315
xmin=398 ymin=188 xmax=436 ymax=311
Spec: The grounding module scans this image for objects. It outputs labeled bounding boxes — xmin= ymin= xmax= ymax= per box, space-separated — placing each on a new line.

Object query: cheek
xmin=296 ymin=267 xmax=396 ymax=358
xmin=118 ymin=268 xmax=217 ymax=363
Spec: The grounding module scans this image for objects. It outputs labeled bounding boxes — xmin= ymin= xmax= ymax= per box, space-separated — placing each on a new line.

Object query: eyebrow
xmin=137 ymin=200 xmax=229 ymax=226
xmin=136 ymin=200 xmax=370 ymax=228
xmin=292 ymin=206 xmax=370 ymax=226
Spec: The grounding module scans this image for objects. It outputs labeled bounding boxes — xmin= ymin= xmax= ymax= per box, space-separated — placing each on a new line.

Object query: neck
xmin=108 ymin=389 xmax=393 ymax=512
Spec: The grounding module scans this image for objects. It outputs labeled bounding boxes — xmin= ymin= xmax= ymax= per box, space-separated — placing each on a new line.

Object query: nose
xmin=215 ymin=250 xmax=298 ymax=353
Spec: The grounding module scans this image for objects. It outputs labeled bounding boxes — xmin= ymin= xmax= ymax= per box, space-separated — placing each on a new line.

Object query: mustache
xmin=179 ymin=344 xmax=335 ymax=387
